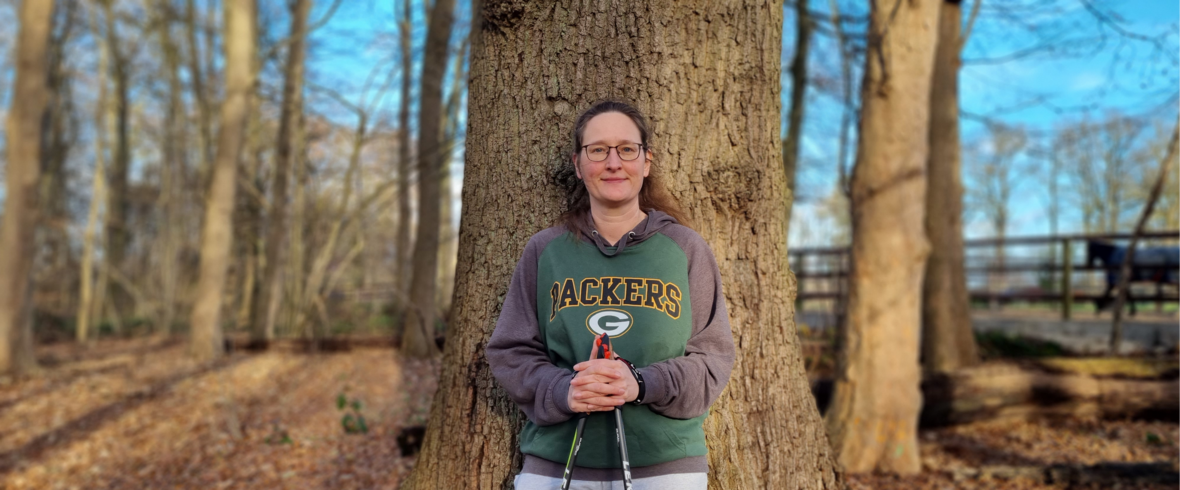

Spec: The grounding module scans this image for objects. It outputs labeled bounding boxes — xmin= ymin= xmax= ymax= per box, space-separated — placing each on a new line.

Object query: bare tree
xmin=1054 ymin=115 xmax=1149 ymax=233
xmin=825 ymin=0 xmax=941 ymax=475
xmin=1110 ymin=120 xmax=1178 ymax=353
xmin=189 ymin=0 xmax=256 ymax=361
xmin=922 ymin=0 xmax=980 ymax=374
xmin=0 ymin=0 xmax=55 ymax=375
xmin=783 ymin=0 xmax=813 ymax=234
xmin=252 ymin=0 xmax=312 ymax=343
xmin=77 ymin=2 xmax=112 ymax=344
xmin=966 ymin=123 xmax=1027 ymax=306
xmin=401 ymin=0 xmax=457 ymax=358
xmin=394 ymin=0 xmax=414 ymax=311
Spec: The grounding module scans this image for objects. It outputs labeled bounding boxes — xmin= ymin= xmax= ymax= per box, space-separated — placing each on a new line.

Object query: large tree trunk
xmin=783 ymin=0 xmax=811 ymax=236
xmin=921 ymin=0 xmax=978 ymax=374
xmin=400 ymin=0 xmax=456 ymax=358
xmin=402 ymin=1 xmax=841 ymax=488
xmin=189 ymin=0 xmax=255 ymax=361
xmin=252 ymin=0 xmax=310 ymax=343
xmin=0 ymin=0 xmax=54 ymax=375
xmin=825 ymin=0 xmax=940 ymax=475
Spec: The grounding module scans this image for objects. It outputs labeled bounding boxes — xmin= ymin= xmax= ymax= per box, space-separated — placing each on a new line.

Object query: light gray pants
xmin=513 ymin=472 xmax=707 ymax=490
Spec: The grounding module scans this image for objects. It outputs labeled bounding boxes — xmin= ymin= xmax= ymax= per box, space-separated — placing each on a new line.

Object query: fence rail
xmin=789 ymin=230 xmax=1180 ymax=320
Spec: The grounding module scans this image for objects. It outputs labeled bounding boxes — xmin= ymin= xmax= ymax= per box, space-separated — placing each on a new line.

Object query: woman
xmin=486 ymin=100 xmax=734 ymax=489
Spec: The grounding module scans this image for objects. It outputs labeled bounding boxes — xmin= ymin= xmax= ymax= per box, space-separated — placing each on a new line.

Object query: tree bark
xmin=252 ymin=0 xmax=311 ymax=343
xmin=0 ymin=0 xmax=54 ymax=375
xmin=402 ymin=1 xmax=841 ymax=488
xmin=400 ymin=0 xmax=456 ymax=358
xmin=77 ymin=6 xmax=111 ymax=344
xmin=189 ymin=0 xmax=255 ymax=361
xmin=38 ymin=2 xmax=78 ymax=300
xmin=921 ymin=0 xmax=978 ymax=374
xmin=186 ymin=0 xmax=214 ymax=186
xmin=103 ymin=0 xmax=132 ymax=321
xmin=394 ymin=0 xmax=414 ymax=312
xmin=825 ymin=0 xmax=940 ymax=475
xmin=158 ymin=1 xmax=187 ymax=336
xmin=783 ymin=0 xmax=811 ymax=235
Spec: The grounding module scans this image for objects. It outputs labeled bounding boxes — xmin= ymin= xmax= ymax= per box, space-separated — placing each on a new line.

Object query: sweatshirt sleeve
xmin=485 ymin=230 xmax=576 ymax=426
xmin=636 ymin=229 xmax=735 ymax=419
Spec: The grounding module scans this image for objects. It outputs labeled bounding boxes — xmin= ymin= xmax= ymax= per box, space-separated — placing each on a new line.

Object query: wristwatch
xmin=617 ymin=357 xmax=645 ymax=405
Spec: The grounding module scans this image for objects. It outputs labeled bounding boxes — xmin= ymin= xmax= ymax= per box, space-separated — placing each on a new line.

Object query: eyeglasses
xmin=581 ymin=143 xmax=644 ymax=162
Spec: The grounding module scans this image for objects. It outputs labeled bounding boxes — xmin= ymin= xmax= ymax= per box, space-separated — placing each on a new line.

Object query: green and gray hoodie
xmin=486 ymin=211 xmax=735 ymax=481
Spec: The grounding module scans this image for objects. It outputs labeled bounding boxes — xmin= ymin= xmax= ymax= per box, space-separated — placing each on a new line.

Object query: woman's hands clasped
xmin=567 ymin=359 xmax=640 ymax=413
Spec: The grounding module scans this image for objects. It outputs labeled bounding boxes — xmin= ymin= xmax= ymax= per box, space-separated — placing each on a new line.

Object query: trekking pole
xmin=560 ymin=333 xmax=634 ymax=489
xmin=596 ymin=334 xmax=633 ymax=489
xmin=560 ymin=333 xmax=610 ymax=490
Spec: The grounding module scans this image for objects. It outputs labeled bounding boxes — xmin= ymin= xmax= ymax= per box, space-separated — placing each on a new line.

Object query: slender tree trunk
xmin=234 ymin=15 xmax=265 ymax=333
xmin=400 ymin=0 xmax=457 ymax=358
xmin=158 ymin=1 xmax=187 ymax=336
xmin=186 ymin=0 xmax=214 ymax=186
xmin=394 ymin=0 xmax=414 ymax=318
xmin=189 ymin=0 xmax=255 ymax=361
xmin=921 ymin=0 xmax=978 ymax=374
xmin=78 ymin=8 xmax=111 ymax=344
xmin=0 ymin=0 xmax=54 ymax=375
xmin=1110 ymin=121 xmax=1178 ymax=353
xmin=252 ymin=0 xmax=311 ymax=343
xmin=38 ymin=3 xmax=77 ymax=300
xmin=825 ymin=0 xmax=940 ymax=475
xmin=436 ymin=37 xmax=468 ymax=317
xmin=285 ymin=114 xmax=308 ymax=338
xmin=783 ymin=0 xmax=811 ymax=235
xmin=402 ymin=1 xmax=842 ymax=488
xmin=103 ymin=0 xmax=131 ymax=321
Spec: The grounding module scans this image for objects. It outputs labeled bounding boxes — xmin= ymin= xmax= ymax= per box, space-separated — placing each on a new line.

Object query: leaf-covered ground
xmin=0 ymin=338 xmax=438 ymax=490
xmin=0 ymin=337 xmax=1175 ymax=489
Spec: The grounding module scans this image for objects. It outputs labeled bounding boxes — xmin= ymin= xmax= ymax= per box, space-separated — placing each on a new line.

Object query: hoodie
xmin=486 ymin=210 xmax=735 ymax=480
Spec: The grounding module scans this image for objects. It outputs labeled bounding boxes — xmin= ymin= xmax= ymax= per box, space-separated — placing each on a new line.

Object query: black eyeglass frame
xmin=580 ymin=143 xmax=646 ymax=162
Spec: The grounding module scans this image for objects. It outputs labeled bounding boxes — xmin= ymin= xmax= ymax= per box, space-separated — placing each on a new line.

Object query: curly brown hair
xmin=554 ymin=100 xmax=688 ymax=237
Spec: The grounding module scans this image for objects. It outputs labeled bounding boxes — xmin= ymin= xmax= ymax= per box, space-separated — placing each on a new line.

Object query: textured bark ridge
xmin=402 ymin=1 xmax=841 ymax=488
xmin=922 ymin=0 xmax=978 ymax=373
xmin=825 ymin=0 xmax=940 ymax=476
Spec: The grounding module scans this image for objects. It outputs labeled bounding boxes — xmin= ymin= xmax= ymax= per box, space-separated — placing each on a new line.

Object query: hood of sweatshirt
xmin=579 ymin=210 xmax=679 ymax=257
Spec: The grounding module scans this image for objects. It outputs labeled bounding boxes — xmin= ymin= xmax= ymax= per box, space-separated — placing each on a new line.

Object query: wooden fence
xmin=790 ymin=231 xmax=1180 ymax=321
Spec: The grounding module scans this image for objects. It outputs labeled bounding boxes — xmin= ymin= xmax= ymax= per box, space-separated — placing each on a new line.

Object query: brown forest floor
xmin=0 ymin=337 xmax=438 ymax=490
xmin=0 ymin=337 xmax=1175 ymax=489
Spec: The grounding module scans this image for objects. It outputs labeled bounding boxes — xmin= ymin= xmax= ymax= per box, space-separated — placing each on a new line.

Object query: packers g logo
xmin=586 ymin=309 xmax=633 ymax=337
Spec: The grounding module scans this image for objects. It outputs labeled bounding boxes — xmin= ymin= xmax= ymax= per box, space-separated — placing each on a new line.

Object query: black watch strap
xmin=618 ymin=357 xmax=645 ymax=405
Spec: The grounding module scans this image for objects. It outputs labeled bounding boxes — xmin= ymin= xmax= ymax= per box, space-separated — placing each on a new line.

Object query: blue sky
xmin=789 ymin=0 xmax=1179 ymax=247
xmin=0 ymin=0 xmax=1173 ymax=246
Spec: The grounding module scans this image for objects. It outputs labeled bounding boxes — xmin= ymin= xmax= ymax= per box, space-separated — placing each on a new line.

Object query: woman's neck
xmin=589 ymin=202 xmax=646 ymax=246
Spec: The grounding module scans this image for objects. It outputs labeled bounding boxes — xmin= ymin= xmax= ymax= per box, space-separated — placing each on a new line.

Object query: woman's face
xmin=574 ymin=112 xmax=651 ymax=210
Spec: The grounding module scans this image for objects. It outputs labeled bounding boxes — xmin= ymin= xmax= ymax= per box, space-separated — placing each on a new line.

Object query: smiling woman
xmin=485 ymin=100 xmax=734 ymax=489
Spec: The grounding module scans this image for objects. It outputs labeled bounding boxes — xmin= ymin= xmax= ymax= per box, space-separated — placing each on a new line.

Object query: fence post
xmin=1061 ymin=239 xmax=1073 ymax=321
xmin=796 ymin=253 xmax=805 ymax=308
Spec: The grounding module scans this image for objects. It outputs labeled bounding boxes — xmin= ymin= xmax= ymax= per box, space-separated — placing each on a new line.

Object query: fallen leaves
xmin=0 ymin=338 xmax=440 ymax=490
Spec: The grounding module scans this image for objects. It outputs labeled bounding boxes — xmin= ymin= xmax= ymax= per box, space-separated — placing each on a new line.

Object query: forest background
xmin=0 ymin=0 xmax=1177 ymax=488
